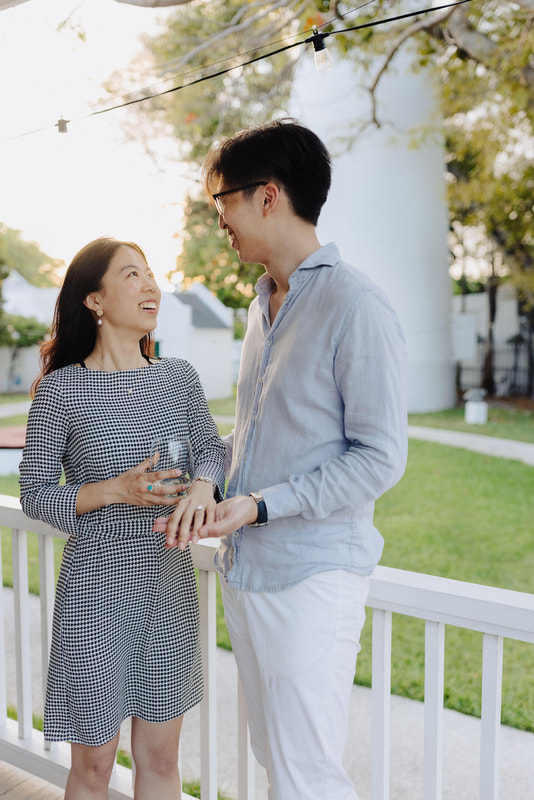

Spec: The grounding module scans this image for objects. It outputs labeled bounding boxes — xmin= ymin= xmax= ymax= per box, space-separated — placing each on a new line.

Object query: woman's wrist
xmin=188 ymin=481 xmax=216 ymax=504
xmin=191 ymin=476 xmax=217 ymax=496
xmin=76 ymin=479 xmax=115 ymax=515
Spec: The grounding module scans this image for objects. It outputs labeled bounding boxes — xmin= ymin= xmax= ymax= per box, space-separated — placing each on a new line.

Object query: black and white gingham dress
xmin=19 ymin=358 xmax=225 ymax=747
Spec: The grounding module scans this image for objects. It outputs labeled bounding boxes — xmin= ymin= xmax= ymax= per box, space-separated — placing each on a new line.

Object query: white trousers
xmin=220 ymin=570 xmax=370 ymax=800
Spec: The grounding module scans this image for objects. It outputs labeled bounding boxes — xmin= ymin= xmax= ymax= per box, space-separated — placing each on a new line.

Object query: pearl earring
xmin=96 ymin=310 xmax=103 ymax=326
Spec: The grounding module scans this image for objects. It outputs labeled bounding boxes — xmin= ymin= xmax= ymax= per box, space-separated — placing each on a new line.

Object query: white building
xmin=156 ymin=283 xmax=233 ymax=400
xmin=291 ymin=45 xmax=455 ymax=412
xmin=1 ymin=273 xmax=233 ymax=399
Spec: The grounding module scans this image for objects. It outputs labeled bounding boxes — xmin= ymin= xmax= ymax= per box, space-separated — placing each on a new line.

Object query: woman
xmin=19 ymin=236 xmax=225 ymax=799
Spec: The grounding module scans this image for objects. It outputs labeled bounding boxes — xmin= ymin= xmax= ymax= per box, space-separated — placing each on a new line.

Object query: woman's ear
xmin=84 ymin=293 xmax=100 ymax=313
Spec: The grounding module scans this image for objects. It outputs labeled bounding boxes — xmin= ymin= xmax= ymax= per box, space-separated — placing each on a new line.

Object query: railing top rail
xmin=370 ymin=565 xmax=534 ymax=643
xmin=2 ymin=494 xmax=533 ymax=642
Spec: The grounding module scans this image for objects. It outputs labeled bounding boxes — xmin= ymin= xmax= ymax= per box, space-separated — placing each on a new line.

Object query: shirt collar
xmin=255 ymin=242 xmax=339 ymax=295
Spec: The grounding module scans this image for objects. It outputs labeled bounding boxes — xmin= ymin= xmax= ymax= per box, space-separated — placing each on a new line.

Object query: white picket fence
xmin=1 ymin=494 xmax=533 ymax=799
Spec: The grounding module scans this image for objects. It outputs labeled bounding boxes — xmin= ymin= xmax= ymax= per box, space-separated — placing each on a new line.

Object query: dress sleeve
xmin=19 ymin=374 xmax=82 ymax=536
xmin=184 ymin=363 xmax=226 ymax=501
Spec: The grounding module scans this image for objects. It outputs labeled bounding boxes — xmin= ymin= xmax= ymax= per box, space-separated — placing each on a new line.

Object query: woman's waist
xmin=77 ymin=506 xmax=170 ymax=537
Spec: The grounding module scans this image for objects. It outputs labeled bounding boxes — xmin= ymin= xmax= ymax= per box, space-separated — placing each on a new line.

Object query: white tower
xmin=290 ymin=44 xmax=455 ymax=412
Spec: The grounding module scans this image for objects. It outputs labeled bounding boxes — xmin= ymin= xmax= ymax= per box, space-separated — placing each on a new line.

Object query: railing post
xmin=480 ymin=633 xmax=503 ymax=800
xmin=0 ymin=539 xmax=6 ymax=726
xmin=237 ymin=674 xmax=255 ymax=800
xmin=424 ymin=620 xmax=445 ymax=800
xmin=11 ymin=527 xmax=33 ymax=739
xmin=38 ymin=533 xmax=56 ymax=751
xmin=198 ymin=568 xmax=218 ymax=800
xmin=371 ymin=608 xmax=392 ymax=800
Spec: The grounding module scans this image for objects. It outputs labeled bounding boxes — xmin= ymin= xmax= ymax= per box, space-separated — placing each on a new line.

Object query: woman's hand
xmin=76 ymin=458 xmax=188 ymax=515
xmin=153 ymin=480 xmax=216 ymax=550
xmin=112 ymin=458 xmax=190 ymax=506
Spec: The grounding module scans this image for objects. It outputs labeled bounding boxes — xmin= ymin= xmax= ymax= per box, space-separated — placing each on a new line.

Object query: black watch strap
xmin=249 ymin=492 xmax=269 ymax=527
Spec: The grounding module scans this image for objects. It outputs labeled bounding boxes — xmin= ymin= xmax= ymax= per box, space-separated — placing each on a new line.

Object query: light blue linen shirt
xmin=215 ymin=242 xmax=408 ymax=592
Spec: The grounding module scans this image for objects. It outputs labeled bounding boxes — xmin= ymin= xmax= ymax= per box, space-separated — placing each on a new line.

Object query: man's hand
xmin=198 ymin=495 xmax=258 ymax=539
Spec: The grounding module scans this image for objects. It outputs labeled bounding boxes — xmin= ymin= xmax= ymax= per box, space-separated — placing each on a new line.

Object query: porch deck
xmin=0 ymin=760 xmax=64 ymax=799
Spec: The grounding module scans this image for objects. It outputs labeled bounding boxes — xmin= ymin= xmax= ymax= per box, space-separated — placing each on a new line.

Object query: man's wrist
xmin=248 ymin=492 xmax=269 ymax=527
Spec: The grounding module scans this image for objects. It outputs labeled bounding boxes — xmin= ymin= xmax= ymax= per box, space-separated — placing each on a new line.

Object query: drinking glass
xmin=150 ymin=436 xmax=193 ymax=496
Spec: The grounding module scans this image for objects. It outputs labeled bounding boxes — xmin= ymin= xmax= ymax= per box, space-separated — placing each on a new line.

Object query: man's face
xmin=213 ymin=178 xmax=267 ymax=263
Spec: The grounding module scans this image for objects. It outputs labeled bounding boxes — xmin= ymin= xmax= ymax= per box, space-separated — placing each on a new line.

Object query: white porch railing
xmin=1 ymin=493 xmax=534 ymax=799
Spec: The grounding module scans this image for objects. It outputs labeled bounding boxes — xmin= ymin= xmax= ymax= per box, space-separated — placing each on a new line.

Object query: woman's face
xmin=88 ymin=245 xmax=161 ymax=336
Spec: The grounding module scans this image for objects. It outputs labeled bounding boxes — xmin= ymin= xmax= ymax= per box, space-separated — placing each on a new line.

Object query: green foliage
xmin=0 ymin=225 xmax=60 ymax=346
xmin=0 ymin=253 xmax=9 ymax=339
xmin=0 ymin=225 xmax=62 ymax=288
xmin=0 ymin=313 xmax=49 ymax=348
xmin=113 ymin=1 xmax=534 ymax=309
xmin=108 ymin=0 xmax=328 ymax=307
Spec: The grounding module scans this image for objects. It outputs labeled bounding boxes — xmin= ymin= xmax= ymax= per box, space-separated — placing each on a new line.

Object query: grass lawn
xmin=208 ymin=389 xmax=237 ymax=418
xmin=0 ymin=415 xmax=28 ymax=428
xmin=1 ymin=402 xmax=533 ymax=732
xmin=207 ymin=438 xmax=534 ymax=733
xmin=0 ymin=394 xmax=29 ymax=405
xmin=409 ymin=400 xmax=534 ymax=444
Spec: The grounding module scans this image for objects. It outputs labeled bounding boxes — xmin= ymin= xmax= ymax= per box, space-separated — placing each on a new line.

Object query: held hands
xmin=153 ymin=494 xmax=258 ymax=550
xmin=153 ymin=481 xmax=217 ymax=550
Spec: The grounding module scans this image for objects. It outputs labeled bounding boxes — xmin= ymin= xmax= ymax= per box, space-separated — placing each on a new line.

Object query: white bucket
xmin=465 ymin=401 xmax=488 ymax=425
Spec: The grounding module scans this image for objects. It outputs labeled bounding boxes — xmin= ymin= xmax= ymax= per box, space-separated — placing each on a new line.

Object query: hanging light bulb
xmin=307 ymin=25 xmax=334 ymax=72
xmin=55 ymin=117 xmax=70 ymax=133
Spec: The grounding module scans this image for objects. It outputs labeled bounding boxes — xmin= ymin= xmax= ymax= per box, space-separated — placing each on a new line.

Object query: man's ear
xmin=262 ymin=182 xmax=281 ymax=213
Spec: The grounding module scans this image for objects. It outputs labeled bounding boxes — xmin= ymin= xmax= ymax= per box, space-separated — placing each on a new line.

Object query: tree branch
xmin=367 ymin=6 xmax=457 ymax=127
xmin=155 ymin=0 xmax=302 ymax=78
xmin=367 ymin=2 xmax=534 ymax=127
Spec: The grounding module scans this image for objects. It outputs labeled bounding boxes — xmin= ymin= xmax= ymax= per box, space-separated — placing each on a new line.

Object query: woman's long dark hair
xmin=33 ymin=237 xmax=155 ymax=395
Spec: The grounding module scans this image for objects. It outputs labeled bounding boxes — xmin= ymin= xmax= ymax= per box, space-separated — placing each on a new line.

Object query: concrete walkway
xmin=408 ymin=424 xmax=534 ymax=466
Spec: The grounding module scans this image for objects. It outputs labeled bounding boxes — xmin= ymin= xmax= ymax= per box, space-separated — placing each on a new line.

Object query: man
xmin=167 ymin=119 xmax=407 ymax=799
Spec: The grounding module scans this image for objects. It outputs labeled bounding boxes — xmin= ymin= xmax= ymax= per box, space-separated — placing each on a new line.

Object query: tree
xmin=109 ymin=1 xmax=534 ymax=321
xmin=0 ymin=251 xmax=9 ymax=340
xmin=0 ymin=225 xmax=63 ymax=288
xmin=105 ymin=0 xmax=327 ymax=305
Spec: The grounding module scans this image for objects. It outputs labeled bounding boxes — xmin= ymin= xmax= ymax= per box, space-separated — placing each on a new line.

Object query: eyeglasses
xmin=212 ymin=182 xmax=267 ymax=215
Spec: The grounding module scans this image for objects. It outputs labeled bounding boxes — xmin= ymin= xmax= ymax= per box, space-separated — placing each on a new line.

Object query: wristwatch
xmin=249 ymin=492 xmax=269 ymax=527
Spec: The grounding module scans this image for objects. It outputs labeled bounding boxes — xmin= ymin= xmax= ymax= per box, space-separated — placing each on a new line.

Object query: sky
xmin=0 ymin=0 xmax=194 ymax=287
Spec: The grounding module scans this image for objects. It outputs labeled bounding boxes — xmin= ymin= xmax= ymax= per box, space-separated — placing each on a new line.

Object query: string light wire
xmin=5 ymin=0 xmax=472 ymax=140
xmin=85 ymin=0 xmax=381 ymax=114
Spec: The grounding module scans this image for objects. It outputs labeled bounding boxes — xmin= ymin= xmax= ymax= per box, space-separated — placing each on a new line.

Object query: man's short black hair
xmin=202 ymin=118 xmax=331 ymax=225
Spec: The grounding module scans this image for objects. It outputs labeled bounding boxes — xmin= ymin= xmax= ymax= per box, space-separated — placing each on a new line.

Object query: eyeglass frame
xmin=212 ymin=182 xmax=268 ymax=215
